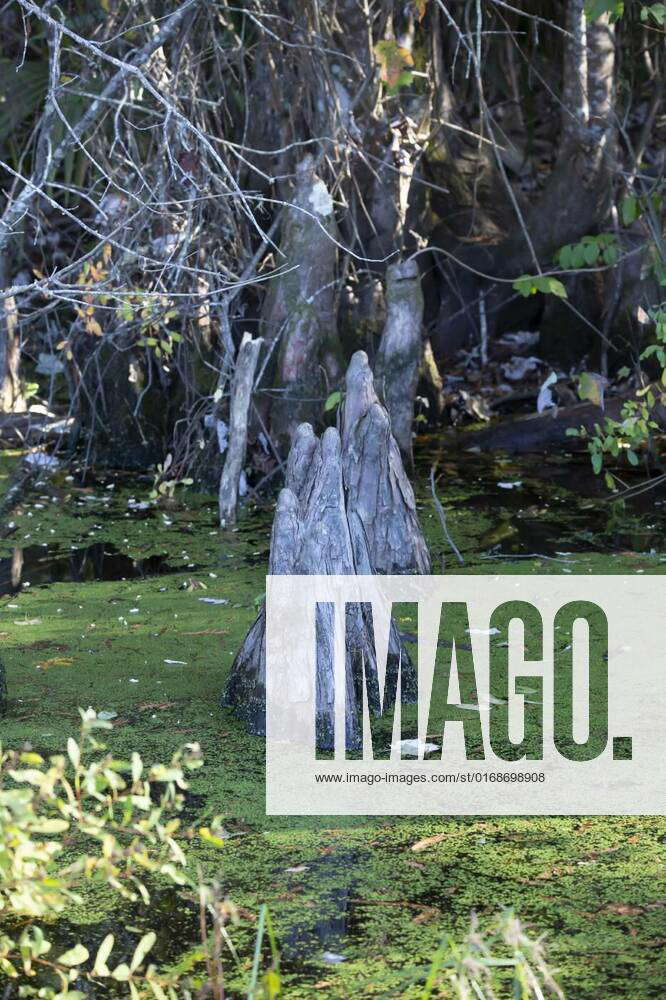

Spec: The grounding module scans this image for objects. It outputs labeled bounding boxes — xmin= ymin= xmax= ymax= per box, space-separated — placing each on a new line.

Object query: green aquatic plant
xmin=149 ymin=453 xmax=194 ymax=501
xmin=421 ymin=909 xmax=564 ymax=1000
xmin=568 ymin=307 xmax=666 ymax=486
xmin=0 ymin=709 xmax=279 ymax=999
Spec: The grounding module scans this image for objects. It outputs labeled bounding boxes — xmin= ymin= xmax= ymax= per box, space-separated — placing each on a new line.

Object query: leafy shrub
xmin=0 ymin=709 xmax=278 ymax=999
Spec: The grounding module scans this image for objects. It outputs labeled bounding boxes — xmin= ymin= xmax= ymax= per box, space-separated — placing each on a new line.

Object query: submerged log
xmin=223 ymin=352 xmax=430 ymax=747
xmin=462 ymin=395 xmax=666 ymax=454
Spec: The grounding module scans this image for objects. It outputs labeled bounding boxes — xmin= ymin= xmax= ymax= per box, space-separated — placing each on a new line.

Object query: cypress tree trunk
xmin=223 ymin=351 xmax=429 ymax=746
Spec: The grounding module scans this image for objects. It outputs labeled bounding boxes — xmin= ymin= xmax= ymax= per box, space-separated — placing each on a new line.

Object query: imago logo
xmin=265 ymin=575 xmax=665 ymax=816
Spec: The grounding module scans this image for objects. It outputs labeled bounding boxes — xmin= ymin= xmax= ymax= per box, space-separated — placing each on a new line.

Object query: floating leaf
xmin=199 ymin=826 xmax=225 ymax=849
xmin=393 ymin=738 xmax=439 ymax=757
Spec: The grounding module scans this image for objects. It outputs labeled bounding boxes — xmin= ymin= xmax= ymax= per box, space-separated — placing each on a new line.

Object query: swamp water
xmin=1 ymin=442 xmax=665 ymax=997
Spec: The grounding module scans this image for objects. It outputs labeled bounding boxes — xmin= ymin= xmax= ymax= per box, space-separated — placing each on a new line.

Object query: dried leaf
xmin=36 ymin=657 xmax=74 ymax=670
xmin=374 ymin=40 xmax=414 ymax=93
xmin=86 ymin=317 xmax=103 ymax=337
xmin=411 ymin=833 xmax=447 ymax=853
xmin=578 ymin=372 xmax=607 ymax=409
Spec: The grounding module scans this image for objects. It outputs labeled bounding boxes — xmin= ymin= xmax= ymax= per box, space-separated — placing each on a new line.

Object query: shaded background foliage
xmin=0 ymin=0 xmax=663 ymax=482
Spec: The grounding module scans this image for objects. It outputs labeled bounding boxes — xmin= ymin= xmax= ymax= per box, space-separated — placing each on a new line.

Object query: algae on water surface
xmin=1 ymin=448 xmax=665 ymax=997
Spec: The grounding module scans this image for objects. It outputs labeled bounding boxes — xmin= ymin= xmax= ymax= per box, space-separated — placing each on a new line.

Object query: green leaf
xmin=617 ymin=366 xmax=630 ymax=378
xmin=130 ymin=932 xmax=156 ymax=972
xmin=512 ymin=275 xmax=567 ymax=299
xmin=67 ymin=737 xmax=80 ymax=770
xmin=586 ymin=0 xmax=624 ymax=19
xmin=558 ymin=244 xmax=574 ymax=270
xmin=621 ymin=195 xmax=639 ymax=225
xmin=603 ymin=244 xmax=619 ymax=265
xmin=643 ymin=3 xmax=666 ymax=25
xmin=627 ymin=449 xmax=639 ymax=466
xmin=591 ymin=451 xmax=603 ymax=475
xmin=513 ymin=275 xmax=537 ymax=297
xmin=0 ymin=59 xmax=49 ymax=144
xmin=263 ymin=968 xmax=281 ymax=999
xmin=541 ymin=276 xmax=567 ymax=298
xmin=58 ymin=943 xmax=89 ymax=967
xmin=578 ymin=372 xmax=606 ymax=408
xmin=199 ymin=826 xmax=225 ymax=849
xmin=604 ymin=471 xmax=615 ymax=490
xmin=119 ymin=301 xmax=134 ymax=323
xmin=94 ymin=934 xmax=114 ymax=976
xmin=324 ymin=390 xmax=342 ymax=412
xmin=583 ymin=241 xmax=600 ymax=266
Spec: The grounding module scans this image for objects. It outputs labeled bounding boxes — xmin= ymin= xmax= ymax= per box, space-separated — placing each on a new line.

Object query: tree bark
xmin=223 ymin=352 xmax=429 ymax=745
xmin=374 ymin=259 xmax=424 ymax=463
xmin=260 ymin=155 xmax=341 ymax=445
xmin=219 ymin=333 xmax=263 ymax=526
xmin=222 ymin=426 xmax=417 ymax=748
xmin=562 ymin=0 xmax=589 ymax=145
xmin=0 ymin=288 xmax=24 ymax=413
xmin=427 ymin=2 xmax=617 ymax=363
xmin=342 ymin=351 xmax=431 ymax=575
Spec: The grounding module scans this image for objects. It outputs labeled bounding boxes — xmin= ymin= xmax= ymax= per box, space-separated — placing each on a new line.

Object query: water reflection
xmin=0 ymin=542 xmax=186 ymax=596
